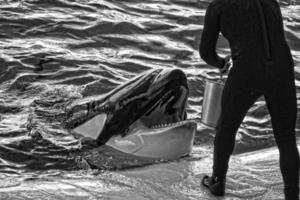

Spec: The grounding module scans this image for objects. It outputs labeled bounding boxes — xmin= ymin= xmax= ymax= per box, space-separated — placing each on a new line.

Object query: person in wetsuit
xmin=199 ymin=0 xmax=300 ymax=199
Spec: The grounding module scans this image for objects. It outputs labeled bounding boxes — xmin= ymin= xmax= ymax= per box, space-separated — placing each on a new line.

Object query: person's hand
xmin=219 ymin=55 xmax=231 ymax=75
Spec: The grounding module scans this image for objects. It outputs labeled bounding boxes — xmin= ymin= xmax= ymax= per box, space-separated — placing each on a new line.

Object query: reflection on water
xmin=0 ymin=0 xmax=299 ymax=199
xmin=0 ymin=146 xmax=297 ymax=199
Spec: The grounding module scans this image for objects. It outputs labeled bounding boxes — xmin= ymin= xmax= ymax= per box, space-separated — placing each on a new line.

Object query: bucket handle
xmin=218 ymin=58 xmax=232 ymax=82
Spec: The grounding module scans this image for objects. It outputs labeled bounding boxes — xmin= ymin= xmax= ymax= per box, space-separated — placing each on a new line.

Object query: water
xmin=0 ymin=0 xmax=299 ymax=199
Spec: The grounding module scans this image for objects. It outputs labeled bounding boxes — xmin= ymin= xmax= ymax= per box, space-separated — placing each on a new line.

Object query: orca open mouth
xmin=65 ymin=68 xmax=190 ymax=145
xmin=123 ymin=81 xmax=188 ymax=134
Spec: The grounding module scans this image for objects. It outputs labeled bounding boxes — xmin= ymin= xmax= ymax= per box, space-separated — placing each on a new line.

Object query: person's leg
xmin=202 ymin=74 xmax=261 ymax=195
xmin=265 ymin=80 xmax=299 ymax=200
xmin=212 ymin=85 xmax=260 ymax=180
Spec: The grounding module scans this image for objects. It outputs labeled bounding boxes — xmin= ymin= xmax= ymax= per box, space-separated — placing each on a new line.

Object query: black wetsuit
xmin=199 ymin=0 xmax=299 ymax=198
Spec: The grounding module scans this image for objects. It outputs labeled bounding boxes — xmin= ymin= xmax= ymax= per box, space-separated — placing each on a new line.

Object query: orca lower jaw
xmin=106 ymin=117 xmax=196 ymax=160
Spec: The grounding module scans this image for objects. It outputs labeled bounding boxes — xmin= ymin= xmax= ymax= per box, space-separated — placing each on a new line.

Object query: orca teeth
xmin=92 ymin=104 xmax=114 ymax=114
xmin=151 ymin=121 xmax=187 ymax=129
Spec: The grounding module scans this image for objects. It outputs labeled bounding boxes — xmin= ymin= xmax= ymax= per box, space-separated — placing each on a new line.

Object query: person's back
xmin=218 ymin=0 xmax=288 ymax=52
xmin=201 ymin=0 xmax=295 ymax=91
xmin=199 ymin=0 xmax=299 ymax=199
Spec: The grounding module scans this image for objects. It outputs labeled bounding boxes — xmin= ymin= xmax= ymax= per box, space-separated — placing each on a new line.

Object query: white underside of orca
xmin=106 ymin=124 xmax=195 ymax=160
xmin=73 ymin=113 xmax=107 ymax=140
xmin=72 ymin=114 xmax=196 ymax=160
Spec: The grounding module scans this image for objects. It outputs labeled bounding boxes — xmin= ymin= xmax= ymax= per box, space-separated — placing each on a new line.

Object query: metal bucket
xmin=201 ymin=79 xmax=224 ymax=129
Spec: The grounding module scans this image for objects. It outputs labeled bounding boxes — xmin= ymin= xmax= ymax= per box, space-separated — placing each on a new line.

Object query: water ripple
xmin=0 ymin=1 xmax=299 ymax=198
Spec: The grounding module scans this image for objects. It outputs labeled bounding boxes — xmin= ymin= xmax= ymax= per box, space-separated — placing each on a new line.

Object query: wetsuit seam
xmin=255 ymin=0 xmax=273 ymax=66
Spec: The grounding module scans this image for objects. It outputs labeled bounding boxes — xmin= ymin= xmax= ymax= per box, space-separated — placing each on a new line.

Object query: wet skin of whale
xmin=64 ymin=69 xmax=196 ymax=159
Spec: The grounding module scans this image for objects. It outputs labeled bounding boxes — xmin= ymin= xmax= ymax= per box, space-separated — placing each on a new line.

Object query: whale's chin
xmin=106 ymin=119 xmax=196 ymax=160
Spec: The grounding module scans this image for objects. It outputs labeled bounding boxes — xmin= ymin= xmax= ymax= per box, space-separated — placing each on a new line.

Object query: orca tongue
xmin=73 ymin=113 xmax=107 ymax=140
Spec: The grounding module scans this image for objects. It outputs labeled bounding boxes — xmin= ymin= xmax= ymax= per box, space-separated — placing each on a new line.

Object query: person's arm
xmin=199 ymin=3 xmax=225 ymax=69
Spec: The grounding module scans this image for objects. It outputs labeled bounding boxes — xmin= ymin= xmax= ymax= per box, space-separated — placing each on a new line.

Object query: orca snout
xmin=167 ymin=69 xmax=188 ymax=88
xmin=169 ymin=69 xmax=186 ymax=80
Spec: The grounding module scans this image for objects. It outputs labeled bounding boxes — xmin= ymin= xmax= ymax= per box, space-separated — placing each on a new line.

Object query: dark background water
xmin=0 ymin=0 xmax=299 ymax=173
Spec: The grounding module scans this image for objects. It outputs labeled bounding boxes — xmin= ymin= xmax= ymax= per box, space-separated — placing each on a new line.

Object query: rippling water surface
xmin=0 ymin=0 xmax=299 ymax=199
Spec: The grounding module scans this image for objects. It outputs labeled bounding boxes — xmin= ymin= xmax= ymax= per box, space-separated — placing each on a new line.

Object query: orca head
xmin=124 ymin=68 xmax=189 ymax=131
xmin=65 ymin=68 xmax=190 ymax=145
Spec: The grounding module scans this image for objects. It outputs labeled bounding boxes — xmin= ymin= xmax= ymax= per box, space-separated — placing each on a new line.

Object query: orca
xmin=64 ymin=69 xmax=196 ymax=160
